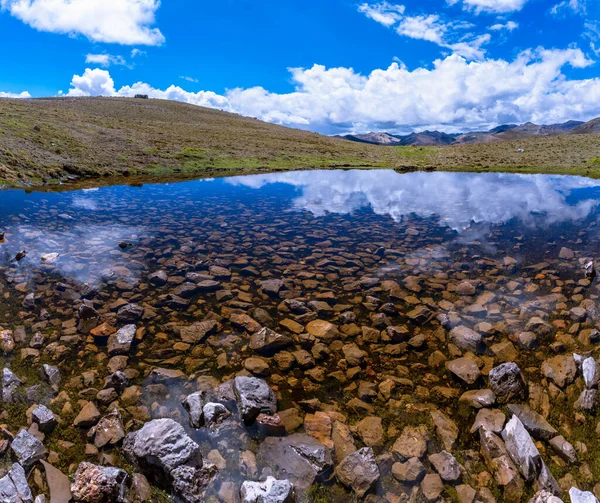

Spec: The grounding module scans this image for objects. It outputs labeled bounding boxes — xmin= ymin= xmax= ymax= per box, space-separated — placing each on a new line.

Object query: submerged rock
xmin=489 ymin=363 xmax=527 ymax=403
xmin=335 ymin=447 xmax=380 ymax=497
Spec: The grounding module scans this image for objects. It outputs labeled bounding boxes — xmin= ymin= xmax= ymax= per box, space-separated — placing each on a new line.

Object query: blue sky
xmin=1 ymin=0 xmax=599 ymax=134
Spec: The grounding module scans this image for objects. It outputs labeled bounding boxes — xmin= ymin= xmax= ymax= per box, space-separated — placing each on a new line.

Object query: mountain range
xmin=340 ymin=118 xmax=600 ymax=147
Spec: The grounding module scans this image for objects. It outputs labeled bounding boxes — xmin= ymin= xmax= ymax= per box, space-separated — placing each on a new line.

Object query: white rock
xmin=582 ymin=357 xmax=599 ymax=389
xmin=501 ymin=415 xmax=541 ymax=482
xmin=569 ymin=488 xmax=599 ymax=503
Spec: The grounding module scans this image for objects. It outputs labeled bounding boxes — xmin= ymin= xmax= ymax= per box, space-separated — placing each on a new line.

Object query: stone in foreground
xmin=234 ymin=376 xmax=277 ymax=422
xmin=335 ymin=447 xmax=380 ymax=497
xmin=240 ymin=477 xmax=295 ymax=503
xmin=70 ymin=462 xmax=128 ymax=503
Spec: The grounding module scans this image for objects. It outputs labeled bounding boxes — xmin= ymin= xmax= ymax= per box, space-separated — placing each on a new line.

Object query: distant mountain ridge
xmin=340 ymin=119 xmax=590 ymax=146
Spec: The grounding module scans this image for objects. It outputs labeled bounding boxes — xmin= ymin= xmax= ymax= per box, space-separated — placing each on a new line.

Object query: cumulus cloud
xmin=550 ymin=0 xmax=587 ymax=16
xmin=489 ymin=20 xmax=519 ymax=30
xmin=66 ymin=47 xmax=598 ymax=135
xmin=0 ymin=0 xmax=164 ymax=45
xmin=359 ymin=2 xmax=490 ymax=59
xmin=0 ymin=91 xmax=31 ymax=98
xmin=447 ymin=0 xmax=528 ymax=13
xmin=85 ymin=53 xmax=126 ymax=67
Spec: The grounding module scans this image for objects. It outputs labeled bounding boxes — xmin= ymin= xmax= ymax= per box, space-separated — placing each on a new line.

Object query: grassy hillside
xmin=1 ymin=96 xmax=600 ymax=187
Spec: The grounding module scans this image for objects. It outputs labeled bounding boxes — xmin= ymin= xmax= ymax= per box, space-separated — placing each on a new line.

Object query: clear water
xmin=1 ymin=169 xmax=599 ymax=501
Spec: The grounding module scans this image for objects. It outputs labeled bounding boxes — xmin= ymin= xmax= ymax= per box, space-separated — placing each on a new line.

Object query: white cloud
xmin=66 ymin=47 xmax=598 ymax=135
xmin=359 ymin=3 xmax=491 ymax=59
xmin=489 ymin=20 xmax=519 ymax=30
xmin=550 ymin=0 xmax=586 ymax=15
xmin=131 ymin=48 xmax=146 ymax=58
xmin=180 ymin=76 xmax=199 ymax=83
xmin=447 ymin=0 xmax=528 ymax=13
xmin=85 ymin=53 xmax=126 ymax=67
xmin=358 ymin=2 xmax=405 ymax=26
xmin=0 ymin=0 xmax=164 ymax=45
xmin=0 ymin=91 xmax=31 ymax=98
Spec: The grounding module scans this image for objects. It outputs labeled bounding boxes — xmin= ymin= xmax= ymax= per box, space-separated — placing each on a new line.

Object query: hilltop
xmin=1 ymin=97 xmax=600 ymax=187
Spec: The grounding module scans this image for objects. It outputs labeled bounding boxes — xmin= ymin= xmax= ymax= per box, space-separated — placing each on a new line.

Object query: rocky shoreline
xmin=2 ymin=180 xmax=600 ymax=503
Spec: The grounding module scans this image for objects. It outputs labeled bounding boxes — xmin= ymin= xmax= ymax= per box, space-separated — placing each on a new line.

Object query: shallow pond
xmin=1 ymin=169 xmax=600 ymax=502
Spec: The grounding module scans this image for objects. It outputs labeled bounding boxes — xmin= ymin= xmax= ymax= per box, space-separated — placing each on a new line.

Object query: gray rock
xmin=3 ymin=368 xmax=21 ymax=403
xmin=549 ymin=436 xmax=577 ymax=464
xmin=582 ymin=357 xmax=599 ymax=389
xmin=569 ymin=488 xmax=599 ymax=503
xmin=176 ymin=320 xmax=217 ymax=344
xmin=335 ymin=447 xmax=380 ymax=497
xmin=459 ymin=389 xmax=496 ymax=409
xmin=428 ymin=451 xmax=461 ymax=482
xmin=529 ymin=491 xmax=564 ymax=503
xmin=447 ymin=357 xmax=480 ymax=385
xmin=470 ymin=409 xmax=506 ymax=434
xmin=0 ymin=472 xmax=22 ymax=503
xmin=391 ymin=457 xmax=426 ymax=483
xmin=501 ymin=415 xmax=542 ymax=482
xmin=116 ymin=303 xmax=144 ymax=322
xmin=123 ymin=418 xmax=203 ymax=486
xmin=40 ymin=364 xmax=60 ymax=389
xmin=507 ymin=404 xmax=557 ymax=440
xmin=449 ymin=326 xmax=483 ymax=353
xmin=70 ymin=462 xmax=128 ymax=503
xmin=240 ymin=477 xmax=295 ymax=503
xmin=148 ymin=270 xmax=168 ymax=286
xmin=31 ymin=405 xmax=57 ymax=434
xmin=11 ymin=430 xmax=47 ymax=469
xmin=489 ymin=363 xmax=527 ymax=403
xmin=182 ymin=391 xmax=205 ymax=428
xmin=261 ymin=279 xmax=285 ymax=296
xmin=170 ymin=464 xmax=218 ymax=503
xmin=250 ymin=327 xmax=293 ymax=354
xmin=8 ymin=463 xmax=33 ymax=503
xmin=108 ymin=325 xmax=136 ymax=356
xmin=203 ymin=402 xmax=231 ymax=430
xmin=234 ymin=376 xmax=277 ymax=422
xmin=258 ymin=433 xmax=333 ymax=492
xmin=574 ymin=389 xmax=598 ymax=411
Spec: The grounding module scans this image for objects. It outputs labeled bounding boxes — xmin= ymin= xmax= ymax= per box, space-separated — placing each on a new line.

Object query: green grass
xmin=1 ymin=96 xmax=600 ymax=188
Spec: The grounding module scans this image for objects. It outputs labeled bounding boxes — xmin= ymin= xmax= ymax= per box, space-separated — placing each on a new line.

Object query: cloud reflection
xmin=226 ymin=170 xmax=600 ymax=231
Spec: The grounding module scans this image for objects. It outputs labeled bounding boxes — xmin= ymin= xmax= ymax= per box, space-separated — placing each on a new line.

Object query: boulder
xmin=335 ymin=447 xmax=380 ymax=497
xmin=240 ymin=477 xmax=294 ymax=503
xmin=234 ymin=376 xmax=277 ymax=422
xmin=70 ymin=462 xmax=128 ymax=503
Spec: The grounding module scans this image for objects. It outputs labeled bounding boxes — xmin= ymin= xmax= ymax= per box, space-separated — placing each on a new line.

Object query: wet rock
xmin=332 ymin=422 xmax=356 ymax=463
xmin=182 ymin=391 xmax=205 ymax=428
xmin=306 ymin=320 xmax=339 ymax=342
xmin=117 ymin=303 xmax=144 ymax=323
xmin=148 ymin=270 xmax=168 ymax=286
xmin=342 ymin=343 xmax=366 ymax=367
xmin=244 ymin=357 xmax=270 ymax=376
xmin=460 ymin=389 xmax=496 ymax=409
xmin=501 ymin=415 xmax=541 ymax=482
xmin=335 ymin=447 xmax=380 ymax=497
xmin=128 ymin=473 xmax=152 ymax=503
xmin=261 ymin=279 xmax=285 ymax=296
xmin=406 ymin=305 xmax=433 ymax=325
xmin=449 ymin=326 xmax=483 ymax=353
xmin=429 ymin=450 xmax=462 ymax=482
xmin=585 ymin=261 xmax=596 ymax=280
xmin=31 ymin=405 xmax=57 ymax=434
xmin=447 ymin=357 xmax=481 ymax=385
xmin=356 ymin=416 xmax=383 ymax=447
xmin=431 ymin=410 xmax=458 ymax=451
xmin=541 ymin=355 xmax=577 ymax=388
xmin=559 ymin=247 xmax=574 ymax=259
xmin=489 ymin=363 xmax=527 ymax=403
xmin=77 ymin=301 xmax=100 ymax=334
xmin=71 ymin=462 xmax=128 ymax=503
xmin=11 ymin=429 xmax=47 ymax=469
xmin=529 ymin=491 xmax=564 ymax=503
xmin=250 ymin=327 xmax=293 ymax=354
xmin=259 ymin=433 xmax=333 ymax=492
xmin=507 ymin=404 xmax=556 ymax=440
xmin=240 ymin=477 xmax=294 ymax=503
xmin=107 ymin=324 xmax=136 ymax=356
xmin=176 ymin=320 xmax=217 ymax=343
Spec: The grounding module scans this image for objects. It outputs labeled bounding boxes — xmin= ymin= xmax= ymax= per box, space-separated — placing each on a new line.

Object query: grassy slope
xmin=1 ymin=96 xmax=600 ymax=187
